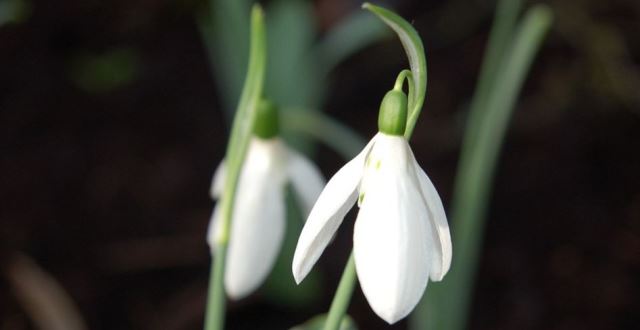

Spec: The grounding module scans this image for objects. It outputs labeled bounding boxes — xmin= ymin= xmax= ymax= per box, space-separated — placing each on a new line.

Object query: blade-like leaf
xmin=414 ymin=5 xmax=553 ymax=330
xmin=362 ymin=2 xmax=427 ymax=138
xmin=265 ymin=0 xmax=318 ymax=108
xmin=201 ymin=0 xmax=251 ymax=117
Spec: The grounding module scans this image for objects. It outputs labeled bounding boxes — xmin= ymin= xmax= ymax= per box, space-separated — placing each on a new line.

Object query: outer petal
xmin=286 ymin=148 xmax=326 ymax=217
xmin=411 ymin=154 xmax=452 ymax=281
xmin=291 ymin=136 xmax=377 ymax=284
xmin=209 ymin=160 xmax=226 ymax=199
xmin=206 ymin=203 xmax=222 ymax=250
xmin=208 ymin=138 xmax=288 ymax=299
xmin=353 ymin=134 xmax=432 ymax=324
xmin=225 ymin=175 xmax=285 ymax=299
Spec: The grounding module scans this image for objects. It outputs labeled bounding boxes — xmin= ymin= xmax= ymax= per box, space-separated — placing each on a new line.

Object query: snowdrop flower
xmin=292 ymin=89 xmax=452 ymax=324
xmin=208 ymin=100 xmax=325 ymax=299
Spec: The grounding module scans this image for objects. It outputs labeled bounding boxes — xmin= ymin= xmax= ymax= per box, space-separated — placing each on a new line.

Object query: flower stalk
xmin=322 ymin=253 xmax=357 ymax=330
xmin=204 ymin=5 xmax=267 ymax=330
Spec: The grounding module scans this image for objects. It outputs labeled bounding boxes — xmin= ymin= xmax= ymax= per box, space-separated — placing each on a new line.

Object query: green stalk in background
xmin=465 ymin=0 xmax=524 ymax=143
xmin=204 ymin=5 xmax=267 ymax=330
xmin=412 ymin=4 xmax=552 ymax=330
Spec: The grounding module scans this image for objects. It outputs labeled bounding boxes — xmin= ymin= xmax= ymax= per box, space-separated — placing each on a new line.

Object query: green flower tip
xmin=377 ymin=89 xmax=408 ymax=136
xmin=253 ymin=99 xmax=280 ymax=139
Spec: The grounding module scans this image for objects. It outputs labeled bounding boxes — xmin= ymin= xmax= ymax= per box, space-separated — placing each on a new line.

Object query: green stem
xmin=393 ymin=69 xmax=412 ymax=91
xmin=205 ymin=245 xmax=227 ymax=329
xmin=204 ymin=5 xmax=266 ymax=330
xmin=323 ymin=253 xmax=357 ymax=330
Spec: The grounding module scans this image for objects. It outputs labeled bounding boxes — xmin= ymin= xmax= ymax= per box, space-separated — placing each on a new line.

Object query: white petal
xmin=208 ymin=137 xmax=288 ymax=299
xmin=224 ymin=176 xmax=285 ymax=299
xmin=411 ymin=154 xmax=452 ymax=281
xmin=286 ymin=148 xmax=326 ymax=217
xmin=209 ymin=160 xmax=226 ymax=199
xmin=353 ymin=134 xmax=432 ymax=324
xmin=291 ymin=136 xmax=377 ymax=284
xmin=206 ymin=204 xmax=222 ymax=251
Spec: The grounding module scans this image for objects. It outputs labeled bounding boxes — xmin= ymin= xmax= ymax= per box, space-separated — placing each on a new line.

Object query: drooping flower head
xmin=209 ymin=100 xmax=325 ymax=299
xmin=292 ymin=88 xmax=452 ymax=324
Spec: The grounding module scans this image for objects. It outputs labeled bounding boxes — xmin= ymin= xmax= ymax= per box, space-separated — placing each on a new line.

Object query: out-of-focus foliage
xmin=290 ymin=314 xmax=357 ymax=330
xmin=68 ymin=48 xmax=140 ymax=93
xmin=0 ymin=0 xmax=30 ymax=26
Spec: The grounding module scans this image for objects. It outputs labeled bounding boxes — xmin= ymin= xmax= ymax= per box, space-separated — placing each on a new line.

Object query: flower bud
xmin=253 ymin=99 xmax=280 ymax=139
xmin=377 ymin=89 xmax=408 ymax=136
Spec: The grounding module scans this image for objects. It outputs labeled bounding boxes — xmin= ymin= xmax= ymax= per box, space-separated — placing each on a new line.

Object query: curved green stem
xmin=393 ymin=69 xmax=412 ymax=91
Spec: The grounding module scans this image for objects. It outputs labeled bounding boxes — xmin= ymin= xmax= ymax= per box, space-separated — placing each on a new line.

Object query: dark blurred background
xmin=0 ymin=0 xmax=638 ymax=329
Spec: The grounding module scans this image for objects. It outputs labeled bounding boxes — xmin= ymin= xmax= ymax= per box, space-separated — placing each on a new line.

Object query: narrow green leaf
xmin=265 ymin=0 xmax=318 ymax=108
xmin=465 ymin=0 xmax=524 ymax=144
xmin=362 ymin=2 xmax=427 ymax=138
xmin=200 ymin=0 xmax=251 ymax=117
xmin=415 ymin=5 xmax=552 ymax=330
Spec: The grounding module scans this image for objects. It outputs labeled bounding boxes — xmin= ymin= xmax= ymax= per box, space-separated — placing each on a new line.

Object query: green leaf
xmin=465 ymin=0 xmax=524 ymax=143
xmin=265 ymin=0 xmax=319 ymax=108
xmin=413 ymin=5 xmax=552 ymax=330
xmin=362 ymin=2 xmax=427 ymax=138
xmin=200 ymin=0 xmax=251 ymax=117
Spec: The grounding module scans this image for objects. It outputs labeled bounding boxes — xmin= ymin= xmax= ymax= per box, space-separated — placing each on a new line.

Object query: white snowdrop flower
xmin=208 ymin=100 xmax=325 ymax=300
xmin=292 ymin=89 xmax=452 ymax=324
